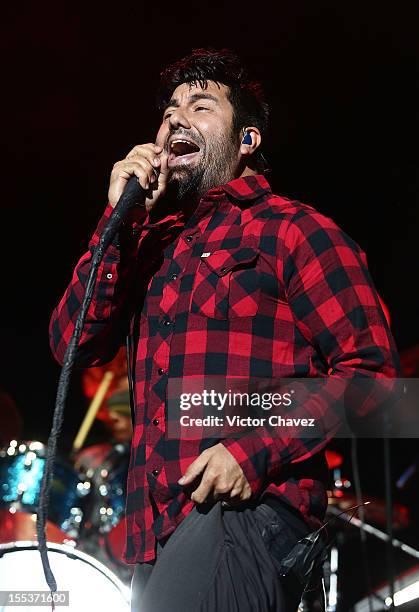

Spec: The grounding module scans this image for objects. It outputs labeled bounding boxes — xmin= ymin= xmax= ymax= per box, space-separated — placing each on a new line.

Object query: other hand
xmin=178 ymin=443 xmax=252 ymax=505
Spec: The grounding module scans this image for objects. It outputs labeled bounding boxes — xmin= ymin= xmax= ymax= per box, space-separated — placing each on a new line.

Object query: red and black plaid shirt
xmin=50 ymin=174 xmax=399 ymax=563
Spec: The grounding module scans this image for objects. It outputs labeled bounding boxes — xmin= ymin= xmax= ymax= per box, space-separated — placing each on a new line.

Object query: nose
xmin=168 ymin=107 xmax=191 ymax=130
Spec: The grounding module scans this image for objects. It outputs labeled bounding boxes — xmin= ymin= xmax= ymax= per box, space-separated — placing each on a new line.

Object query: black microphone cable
xmin=36 ymin=175 xmax=147 ymax=595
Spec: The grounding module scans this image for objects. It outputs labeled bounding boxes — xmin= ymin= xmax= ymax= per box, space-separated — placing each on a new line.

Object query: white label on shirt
xmin=201 ymin=252 xmax=211 ymax=258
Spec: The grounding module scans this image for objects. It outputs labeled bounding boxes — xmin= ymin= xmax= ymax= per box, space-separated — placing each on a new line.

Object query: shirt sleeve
xmin=49 ymin=203 xmax=147 ymax=367
xmin=221 ymin=207 xmax=400 ymax=496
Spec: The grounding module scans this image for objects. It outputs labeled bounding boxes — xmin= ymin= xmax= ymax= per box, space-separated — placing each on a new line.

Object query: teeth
xmin=170 ymin=139 xmax=194 ymax=149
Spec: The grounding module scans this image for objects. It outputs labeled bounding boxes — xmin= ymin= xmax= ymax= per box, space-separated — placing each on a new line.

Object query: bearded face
xmin=165 ymin=123 xmax=239 ymax=201
xmin=156 ymin=81 xmax=242 ymax=203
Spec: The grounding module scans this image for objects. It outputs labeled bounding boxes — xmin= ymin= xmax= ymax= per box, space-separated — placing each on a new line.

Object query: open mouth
xmin=168 ymin=138 xmax=201 ymax=166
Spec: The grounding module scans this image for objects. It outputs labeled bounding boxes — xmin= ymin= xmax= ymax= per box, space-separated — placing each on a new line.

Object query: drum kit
xmin=0 ymin=356 xmax=135 ymax=610
xmin=0 ymin=384 xmax=414 ymax=612
xmin=324 ymin=449 xmax=410 ymax=531
xmin=1 ymin=440 xmax=411 ymax=612
xmin=298 ymin=449 xmax=412 ymax=611
xmin=0 ymin=438 xmax=131 ymax=611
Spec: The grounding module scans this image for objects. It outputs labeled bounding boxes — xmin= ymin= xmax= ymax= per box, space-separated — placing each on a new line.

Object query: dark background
xmin=1 ymin=2 xmax=418 ymax=609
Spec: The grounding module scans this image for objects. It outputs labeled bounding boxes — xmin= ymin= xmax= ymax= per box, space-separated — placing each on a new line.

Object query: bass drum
xmin=0 ymin=542 xmax=130 ymax=611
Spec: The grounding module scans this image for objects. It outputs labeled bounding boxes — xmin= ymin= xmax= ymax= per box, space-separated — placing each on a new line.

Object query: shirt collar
xmin=215 ymin=173 xmax=272 ymax=204
xmin=140 ymin=173 xmax=272 ymax=231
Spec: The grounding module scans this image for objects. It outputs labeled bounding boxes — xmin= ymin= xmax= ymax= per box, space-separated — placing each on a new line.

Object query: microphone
xmin=36 ymin=168 xmax=159 ymax=595
xmin=107 ymin=170 xmax=160 ymax=232
xmin=116 ymin=174 xmax=148 ymax=213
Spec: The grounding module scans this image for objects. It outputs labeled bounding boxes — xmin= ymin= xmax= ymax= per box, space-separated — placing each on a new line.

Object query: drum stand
xmin=326 ymin=505 xmax=419 ymax=610
xmin=298 ymin=540 xmax=340 ymax=612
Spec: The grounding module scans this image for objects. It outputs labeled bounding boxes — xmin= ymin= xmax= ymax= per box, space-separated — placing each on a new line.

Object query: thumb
xmin=157 ymin=150 xmax=169 ymax=189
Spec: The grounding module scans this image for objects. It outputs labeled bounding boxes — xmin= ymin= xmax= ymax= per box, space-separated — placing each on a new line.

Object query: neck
xmin=180 ymin=166 xmax=257 ymax=219
xmin=156 ymin=164 xmax=259 ymax=221
xmin=239 ymin=166 xmax=258 ymax=178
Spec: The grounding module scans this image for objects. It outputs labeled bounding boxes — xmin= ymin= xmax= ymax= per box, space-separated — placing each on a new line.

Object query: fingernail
xmin=153 ymin=158 xmax=160 ymax=165
xmin=178 ymin=476 xmax=186 ymax=484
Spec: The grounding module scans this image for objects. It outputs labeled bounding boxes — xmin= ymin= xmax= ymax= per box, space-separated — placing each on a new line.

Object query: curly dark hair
xmin=157 ymin=48 xmax=270 ymax=173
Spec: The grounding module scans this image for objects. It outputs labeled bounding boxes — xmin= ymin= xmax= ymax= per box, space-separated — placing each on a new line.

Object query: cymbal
xmin=325 ymin=449 xmax=343 ymax=470
xmin=328 ymin=492 xmax=410 ymax=530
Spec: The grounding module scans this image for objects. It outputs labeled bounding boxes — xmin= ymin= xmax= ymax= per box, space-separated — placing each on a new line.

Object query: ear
xmin=239 ymin=126 xmax=262 ymax=158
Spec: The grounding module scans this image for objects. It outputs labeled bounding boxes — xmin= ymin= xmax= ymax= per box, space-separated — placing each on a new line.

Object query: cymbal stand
xmin=327 ymin=505 xmax=419 ymax=608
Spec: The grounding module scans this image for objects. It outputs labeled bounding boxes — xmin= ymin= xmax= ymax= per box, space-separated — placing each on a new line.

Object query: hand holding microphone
xmin=108 ymin=142 xmax=169 ymax=211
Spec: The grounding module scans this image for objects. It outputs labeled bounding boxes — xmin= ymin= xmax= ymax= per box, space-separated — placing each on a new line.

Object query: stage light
xmin=355 ymin=567 xmax=419 ymax=611
xmin=392 ymin=579 xmax=419 ymax=607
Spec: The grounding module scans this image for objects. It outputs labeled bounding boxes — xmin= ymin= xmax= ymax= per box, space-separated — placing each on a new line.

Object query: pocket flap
xmin=200 ymin=241 xmax=259 ymax=277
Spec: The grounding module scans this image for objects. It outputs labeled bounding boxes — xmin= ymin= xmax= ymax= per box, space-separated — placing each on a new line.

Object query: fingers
xmin=113 ymin=148 xmax=161 ymax=189
xmin=177 ymin=451 xmax=210 ymax=485
xmin=126 ymin=143 xmax=163 ymax=159
xmin=189 ymin=472 xmax=213 ymax=504
xmin=190 ymin=463 xmax=231 ymax=503
xmin=190 ymin=473 xmax=251 ymax=505
xmin=178 ymin=444 xmax=253 ymax=506
xmin=215 ymin=476 xmax=252 ymax=503
xmin=146 ymin=149 xmax=169 ymax=195
xmin=113 ymin=159 xmax=155 ymax=190
xmin=128 ymin=144 xmax=163 ymax=179
xmin=186 ymin=464 xmax=251 ymax=505
xmin=157 ymin=149 xmax=169 ymax=181
xmin=108 ymin=143 xmax=164 ymax=206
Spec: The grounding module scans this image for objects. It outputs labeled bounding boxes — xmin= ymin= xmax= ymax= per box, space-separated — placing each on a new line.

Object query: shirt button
xmin=153 ymin=418 xmax=159 ymax=426
xmin=220 ymin=267 xmax=227 ymax=274
xmin=185 ymin=235 xmax=193 ymax=242
xmin=106 ymin=273 xmax=113 ymax=279
xmin=152 ymin=469 xmax=160 ymax=477
xmin=157 ymin=368 xmax=165 ymax=375
xmin=171 ymin=273 xmax=178 ymax=281
xmin=163 ymin=319 xmax=172 ymax=326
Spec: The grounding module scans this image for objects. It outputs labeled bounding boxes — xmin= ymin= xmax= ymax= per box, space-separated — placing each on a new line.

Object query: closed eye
xmin=163 ymin=105 xmax=211 ymax=120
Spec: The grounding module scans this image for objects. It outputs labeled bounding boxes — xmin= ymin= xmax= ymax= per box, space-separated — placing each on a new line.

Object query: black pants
xmin=131 ymin=498 xmax=309 ymax=612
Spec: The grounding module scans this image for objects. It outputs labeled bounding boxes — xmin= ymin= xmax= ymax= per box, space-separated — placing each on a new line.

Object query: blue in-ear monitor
xmin=242 ymin=131 xmax=252 ymax=145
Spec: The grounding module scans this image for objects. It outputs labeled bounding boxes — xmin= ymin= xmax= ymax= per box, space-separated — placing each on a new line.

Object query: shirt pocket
xmin=190 ymin=239 xmax=261 ymax=319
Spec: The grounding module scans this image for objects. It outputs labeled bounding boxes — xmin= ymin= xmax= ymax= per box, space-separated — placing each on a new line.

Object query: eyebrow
xmin=164 ymin=92 xmax=220 ymax=111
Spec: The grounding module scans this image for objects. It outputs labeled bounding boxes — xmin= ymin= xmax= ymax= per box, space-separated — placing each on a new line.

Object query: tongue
xmin=172 ymin=141 xmax=199 ymax=156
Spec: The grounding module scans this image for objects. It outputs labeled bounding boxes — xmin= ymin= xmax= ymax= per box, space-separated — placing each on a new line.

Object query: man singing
xmin=50 ymin=48 xmax=399 ymax=611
